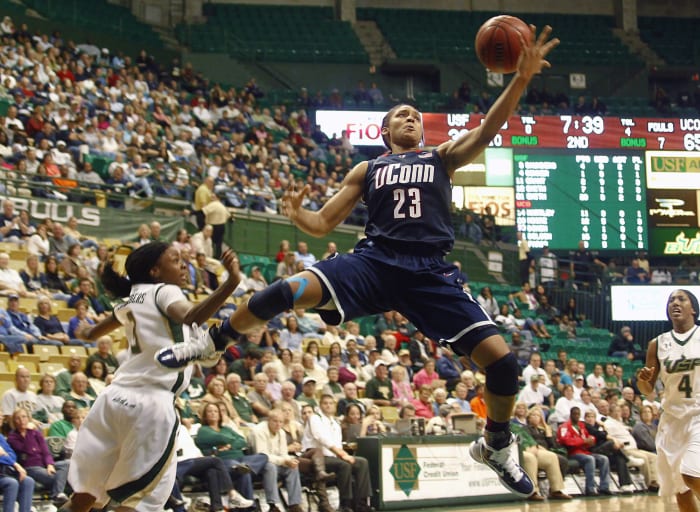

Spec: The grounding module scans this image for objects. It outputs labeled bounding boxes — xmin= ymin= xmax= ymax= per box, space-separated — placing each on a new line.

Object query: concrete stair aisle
xmin=353 ymin=20 xmax=396 ymax=68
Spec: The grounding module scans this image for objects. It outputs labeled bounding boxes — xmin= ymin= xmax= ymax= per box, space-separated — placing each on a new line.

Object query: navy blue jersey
xmin=363 ymin=149 xmax=454 ymax=254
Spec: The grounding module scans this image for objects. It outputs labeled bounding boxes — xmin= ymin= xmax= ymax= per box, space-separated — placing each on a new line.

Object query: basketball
xmin=474 ymin=15 xmax=531 ymax=74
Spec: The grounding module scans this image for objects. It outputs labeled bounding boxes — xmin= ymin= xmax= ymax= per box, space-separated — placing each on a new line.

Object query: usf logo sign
xmin=389 ymin=445 xmax=421 ymax=496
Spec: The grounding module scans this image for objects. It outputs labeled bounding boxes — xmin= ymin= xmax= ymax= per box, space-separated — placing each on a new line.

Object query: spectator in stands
xmin=190 ymin=224 xmax=214 ymax=259
xmin=223 ymin=374 xmax=255 ymax=425
xmin=48 ymin=223 xmax=73 ymax=259
xmin=390 ymin=365 xmax=413 ymax=407
xmin=195 ymin=403 xmax=271 ymax=506
xmin=33 ymin=295 xmax=81 ymax=347
xmin=457 ymin=212 xmax=482 ymax=244
xmin=570 ymin=240 xmax=606 ymax=290
xmin=172 ymin=423 xmax=252 ymax=512
xmin=601 ymin=401 xmax=659 ymax=489
xmin=67 ymin=279 xmax=107 ymax=321
xmin=61 ymin=372 xmax=94 ymax=409
xmin=19 ymin=255 xmax=47 ymax=296
xmin=294 ymin=241 xmax=316 ymax=269
xmin=625 ymin=259 xmax=650 ymax=284
xmin=35 ymin=374 xmax=64 ymax=426
xmin=608 ymin=326 xmax=642 ymax=361
xmin=301 ymin=394 xmax=373 ymax=512
xmin=250 ymin=409 xmax=304 ymax=512
xmin=582 ymin=409 xmax=636 ymax=494
xmin=631 ymin=404 xmax=657 ymax=454
xmin=520 ymin=407 xmax=572 ymax=500
xmin=26 ymin=224 xmax=50 ymax=260
xmin=556 ymin=406 xmax=613 ymax=496
xmin=0 ymin=368 xmax=39 ymax=427
xmin=469 ymin=382 xmax=487 ymax=420
xmin=227 ymin=348 xmax=262 ymax=386
xmin=0 ymin=430 xmax=35 ymax=512
xmin=85 ymin=336 xmax=118 ymax=375
xmin=0 ymin=255 xmax=35 ymax=298
xmin=476 ymin=287 xmax=498 ymax=319
xmin=412 ymin=357 xmax=440 ymax=390
xmin=518 ymin=374 xmax=553 ymax=410
xmin=6 ymin=294 xmax=46 ymax=347
xmin=410 ymin=384 xmax=434 ymax=419
xmin=247 ymin=372 xmax=274 ymax=420
xmin=54 ymin=355 xmax=83 ymax=397
xmin=8 ymin=408 xmax=70 ymax=507
xmin=553 ymin=384 xmax=578 ymax=424
xmin=0 ymin=200 xmax=21 ymax=244
xmin=41 ymin=256 xmax=71 ymax=301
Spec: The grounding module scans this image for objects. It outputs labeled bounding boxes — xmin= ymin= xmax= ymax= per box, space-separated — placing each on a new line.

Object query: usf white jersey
xmin=112 ymin=283 xmax=192 ymax=395
xmin=657 ymin=326 xmax=700 ymax=421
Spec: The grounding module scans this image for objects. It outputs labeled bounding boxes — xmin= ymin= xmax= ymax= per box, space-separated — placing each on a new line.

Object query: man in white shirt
xmin=250 ymin=409 xmax=303 ymax=512
xmin=517 ymin=374 xmax=552 ymax=410
xmin=1 ymin=367 xmax=38 ymax=425
xmin=585 ymin=363 xmax=606 ymax=391
xmin=521 ymin=352 xmax=547 ymax=385
xmin=294 ymin=241 xmax=317 ymax=269
xmin=302 ymin=395 xmax=373 ymax=512
xmin=600 ymin=401 xmax=659 ymax=489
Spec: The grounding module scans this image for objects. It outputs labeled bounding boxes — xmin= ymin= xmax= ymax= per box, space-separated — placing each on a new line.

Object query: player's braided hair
xmin=101 ymin=242 xmax=171 ymax=298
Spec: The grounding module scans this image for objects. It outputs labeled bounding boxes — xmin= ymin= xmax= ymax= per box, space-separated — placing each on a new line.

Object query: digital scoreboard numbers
xmin=515 ymin=150 xmax=647 ymax=250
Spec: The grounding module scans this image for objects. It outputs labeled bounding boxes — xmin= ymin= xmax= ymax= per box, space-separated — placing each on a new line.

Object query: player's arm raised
xmin=281 ymin=162 xmax=367 ymax=238
xmin=438 ymin=25 xmax=559 ymax=175
xmin=637 ymin=338 xmax=660 ymax=396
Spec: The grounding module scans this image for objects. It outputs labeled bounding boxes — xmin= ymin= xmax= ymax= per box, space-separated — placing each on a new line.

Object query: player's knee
xmin=247 ymin=279 xmax=295 ymax=320
xmin=484 ymin=352 xmax=520 ymax=396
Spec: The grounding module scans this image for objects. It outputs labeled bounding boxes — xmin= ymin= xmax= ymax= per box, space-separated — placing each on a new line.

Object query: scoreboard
xmin=513 ymin=150 xmax=645 ymax=250
xmin=316 ymin=110 xmax=700 ymax=254
xmin=423 ymin=113 xmax=700 ymax=252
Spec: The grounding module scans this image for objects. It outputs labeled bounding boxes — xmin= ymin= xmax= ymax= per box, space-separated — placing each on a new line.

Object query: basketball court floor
xmin=399 ymin=494 xmax=676 ymax=511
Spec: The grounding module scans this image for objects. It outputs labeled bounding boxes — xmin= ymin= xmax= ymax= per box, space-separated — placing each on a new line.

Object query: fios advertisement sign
xmin=315 ymin=110 xmax=473 ymax=147
xmin=315 ymin=110 xmax=386 ymax=146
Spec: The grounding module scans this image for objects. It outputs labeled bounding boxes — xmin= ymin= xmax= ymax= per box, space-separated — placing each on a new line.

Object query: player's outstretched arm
xmin=438 ymin=25 xmax=559 ymax=174
xmin=637 ymin=338 xmax=659 ymax=396
xmin=76 ymin=315 xmax=121 ymax=341
xmin=281 ymin=162 xmax=367 ymax=237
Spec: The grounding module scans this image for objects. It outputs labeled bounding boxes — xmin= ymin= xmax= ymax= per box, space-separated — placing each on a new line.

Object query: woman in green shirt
xmin=195 ymin=403 xmax=269 ymax=502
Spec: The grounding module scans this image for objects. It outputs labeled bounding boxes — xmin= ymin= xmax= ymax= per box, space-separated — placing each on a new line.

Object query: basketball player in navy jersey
xmin=159 ymin=25 xmax=558 ymax=500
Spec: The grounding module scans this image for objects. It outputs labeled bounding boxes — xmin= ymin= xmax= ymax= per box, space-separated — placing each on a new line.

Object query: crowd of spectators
xmin=0 ymin=17 xmax=369 ymax=227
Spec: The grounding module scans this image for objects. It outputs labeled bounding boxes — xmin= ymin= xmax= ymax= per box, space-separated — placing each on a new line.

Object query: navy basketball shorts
xmin=308 ymin=243 xmax=497 ymax=352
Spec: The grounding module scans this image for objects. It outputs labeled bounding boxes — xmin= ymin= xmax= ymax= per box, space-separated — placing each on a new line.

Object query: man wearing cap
xmin=244 ymin=266 xmax=268 ymax=294
xmin=364 ymin=360 xmax=394 ymax=407
xmin=608 ymin=326 xmax=642 ymax=360
xmin=297 ymin=377 xmax=318 ymax=409
xmin=517 ymin=374 xmax=552 ymax=410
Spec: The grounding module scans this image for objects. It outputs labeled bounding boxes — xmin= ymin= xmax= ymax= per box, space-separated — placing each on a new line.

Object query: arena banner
xmin=646 ymin=189 xmax=699 ymax=228
xmin=648 ymin=227 xmax=700 ymax=256
xmin=0 ymin=195 xmax=184 ymax=244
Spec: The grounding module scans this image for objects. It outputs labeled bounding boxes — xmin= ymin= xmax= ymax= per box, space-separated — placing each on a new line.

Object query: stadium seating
xmin=357 ymin=9 xmax=643 ymax=67
xmin=23 ymin=0 xmax=162 ymax=47
xmin=176 ymin=4 xmax=367 ymax=63
xmin=638 ymin=17 xmax=700 ymax=67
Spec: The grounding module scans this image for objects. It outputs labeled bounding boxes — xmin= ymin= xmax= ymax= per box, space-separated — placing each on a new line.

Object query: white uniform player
xmin=64 ymin=242 xmax=239 ymax=512
xmin=69 ymin=283 xmax=193 ymax=511
xmin=654 ymin=326 xmax=700 ymax=497
xmin=638 ymin=289 xmax=700 ymax=511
